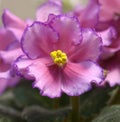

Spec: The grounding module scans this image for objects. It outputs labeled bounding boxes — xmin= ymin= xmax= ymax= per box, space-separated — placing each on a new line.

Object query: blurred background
xmin=0 ymin=0 xmax=45 ymax=20
xmin=0 ymin=0 xmax=88 ymax=22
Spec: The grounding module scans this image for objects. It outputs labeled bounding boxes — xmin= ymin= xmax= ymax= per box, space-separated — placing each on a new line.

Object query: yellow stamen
xmin=104 ymin=69 xmax=108 ymax=77
xmin=50 ymin=50 xmax=67 ymax=66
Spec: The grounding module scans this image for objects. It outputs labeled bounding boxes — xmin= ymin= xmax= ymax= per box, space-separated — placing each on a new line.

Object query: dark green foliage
xmin=0 ymin=80 xmax=119 ymax=122
xmin=80 ymin=85 xmax=113 ymax=117
xmin=22 ymin=106 xmax=71 ymax=122
xmin=12 ymin=81 xmax=52 ymax=108
xmin=92 ymin=105 xmax=120 ymax=122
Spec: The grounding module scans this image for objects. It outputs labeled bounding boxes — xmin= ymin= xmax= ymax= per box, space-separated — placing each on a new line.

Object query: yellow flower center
xmin=50 ymin=50 xmax=67 ymax=66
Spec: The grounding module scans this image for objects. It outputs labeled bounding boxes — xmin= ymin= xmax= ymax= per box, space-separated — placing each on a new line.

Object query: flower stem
xmin=53 ymin=98 xmax=60 ymax=109
xmin=71 ymin=96 xmax=80 ymax=122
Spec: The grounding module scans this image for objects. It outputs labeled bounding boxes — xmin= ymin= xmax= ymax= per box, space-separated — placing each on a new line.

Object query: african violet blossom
xmin=15 ymin=15 xmax=104 ymax=98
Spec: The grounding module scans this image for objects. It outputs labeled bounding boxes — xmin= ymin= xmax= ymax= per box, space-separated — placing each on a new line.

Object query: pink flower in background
xmin=74 ymin=0 xmax=100 ymax=28
xmin=36 ymin=0 xmax=62 ymax=22
xmin=100 ymin=51 xmax=120 ymax=87
xmin=98 ymin=19 xmax=120 ymax=87
xmin=73 ymin=0 xmax=120 ymax=87
xmin=15 ymin=15 xmax=104 ymax=98
xmin=0 ymin=28 xmax=22 ymax=93
xmin=99 ymin=0 xmax=120 ymax=21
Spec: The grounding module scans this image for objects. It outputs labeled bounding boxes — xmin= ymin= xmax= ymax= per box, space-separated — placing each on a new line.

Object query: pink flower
xmin=15 ymin=15 xmax=104 ymax=98
xmin=98 ymin=19 xmax=120 ymax=87
xmin=0 ymin=28 xmax=22 ymax=93
xmin=74 ymin=0 xmax=100 ymax=28
xmin=100 ymin=51 xmax=120 ymax=87
xmin=0 ymin=0 xmax=62 ymax=94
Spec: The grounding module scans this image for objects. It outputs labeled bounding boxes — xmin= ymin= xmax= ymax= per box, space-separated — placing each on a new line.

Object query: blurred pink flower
xmin=100 ymin=51 xmax=120 ymax=87
xmin=99 ymin=0 xmax=120 ymax=21
xmin=0 ymin=28 xmax=22 ymax=93
xmin=74 ymin=0 xmax=100 ymax=28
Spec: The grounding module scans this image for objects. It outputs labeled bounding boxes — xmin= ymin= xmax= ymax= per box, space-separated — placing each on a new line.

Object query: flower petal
xmin=33 ymin=64 xmax=62 ymax=98
xmin=15 ymin=57 xmax=62 ymax=98
xmin=2 ymin=9 xmax=26 ymax=40
xmin=0 ymin=28 xmax=16 ymax=50
xmin=97 ymin=27 xmax=116 ymax=46
xmin=50 ymin=15 xmax=82 ymax=53
xmin=0 ymin=48 xmax=23 ymax=64
xmin=69 ymin=28 xmax=102 ymax=62
xmin=62 ymin=61 xmax=104 ymax=96
xmin=0 ymin=71 xmax=20 ymax=94
xmin=36 ymin=2 xmax=62 ymax=22
xmin=14 ymin=56 xmax=51 ymax=79
xmin=105 ymin=68 xmax=120 ymax=87
xmin=75 ymin=0 xmax=100 ymax=28
xmin=0 ymin=62 xmax=10 ymax=72
xmin=22 ymin=22 xmax=59 ymax=59
xmin=99 ymin=0 xmax=120 ymax=21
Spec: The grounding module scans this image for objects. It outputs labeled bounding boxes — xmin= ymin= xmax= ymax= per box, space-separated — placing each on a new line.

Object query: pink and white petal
xmin=22 ymin=22 xmax=59 ymax=59
xmin=69 ymin=28 xmax=102 ymax=62
xmin=23 ymin=59 xmax=61 ymax=98
xmin=14 ymin=56 xmax=51 ymax=79
xmin=14 ymin=56 xmax=36 ymax=79
xmin=62 ymin=61 xmax=104 ymax=96
xmin=2 ymin=9 xmax=26 ymax=40
xmin=0 ymin=28 xmax=16 ymax=50
xmin=97 ymin=27 xmax=116 ymax=46
xmin=0 ymin=48 xmax=23 ymax=64
xmin=15 ymin=55 xmax=61 ymax=98
xmin=75 ymin=0 xmax=100 ymax=28
xmin=36 ymin=2 xmax=62 ymax=22
xmin=50 ymin=15 xmax=82 ymax=53
xmin=104 ymin=68 xmax=120 ymax=87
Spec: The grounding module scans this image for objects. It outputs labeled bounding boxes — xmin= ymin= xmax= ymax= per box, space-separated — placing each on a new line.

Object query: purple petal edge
xmin=21 ymin=21 xmax=60 ymax=59
xmin=49 ymin=14 xmax=82 ymax=45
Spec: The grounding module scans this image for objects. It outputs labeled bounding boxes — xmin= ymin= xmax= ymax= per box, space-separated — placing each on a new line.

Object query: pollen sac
xmin=50 ymin=50 xmax=67 ymax=66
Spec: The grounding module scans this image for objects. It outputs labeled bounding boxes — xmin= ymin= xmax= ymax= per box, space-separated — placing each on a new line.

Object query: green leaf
xmin=12 ymin=81 xmax=52 ymax=108
xmin=80 ymin=86 xmax=114 ymax=117
xmin=0 ymin=115 xmax=25 ymax=122
xmin=92 ymin=105 xmax=120 ymax=122
xmin=22 ymin=106 xmax=71 ymax=122
xmin=0 ymin=116 xmax=13 ymax=122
